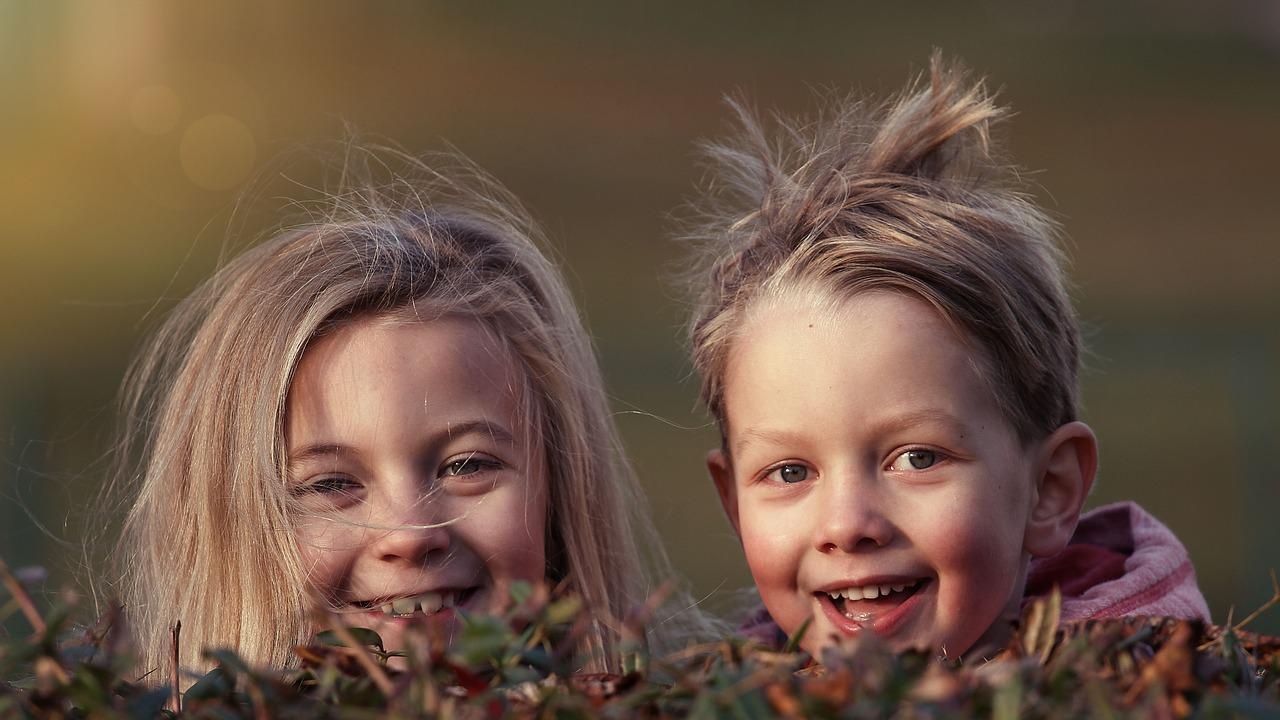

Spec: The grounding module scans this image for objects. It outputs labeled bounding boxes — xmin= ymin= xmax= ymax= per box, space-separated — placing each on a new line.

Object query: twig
xmin=1198 ymin=570 xmax=1280 ymax=652
xmin=1232 ymin=569 xmax=1280 ymax=634
xmin=324 ymin=612 xmax=395 ymax=697
xmin=168 ymin=621 xmax=182 ymax=715
xmin=0 ymin=556 xmax=46 ymax=635
xmin=245 ymin=678 xmax=270 ymax=720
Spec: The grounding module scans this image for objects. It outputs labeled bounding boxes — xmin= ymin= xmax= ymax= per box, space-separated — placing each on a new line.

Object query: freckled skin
xmin=286 ymin=316 xmax=547 ymax=652
xmin=710 ymin=290 xmax=1044 ymax=659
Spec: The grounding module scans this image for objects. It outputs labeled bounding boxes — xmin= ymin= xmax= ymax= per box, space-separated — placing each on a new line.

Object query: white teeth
xmin=827 ymin=580 xmax=919 ymax=603
xmin=373 ymin=591 xmax=459 ymax=617
xmin=417 ymin=592 xmax=442 ymax=614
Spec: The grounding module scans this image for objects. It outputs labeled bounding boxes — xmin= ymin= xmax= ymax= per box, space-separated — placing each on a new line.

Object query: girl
xmin=108 ymin=148 xmax=687 ymax=678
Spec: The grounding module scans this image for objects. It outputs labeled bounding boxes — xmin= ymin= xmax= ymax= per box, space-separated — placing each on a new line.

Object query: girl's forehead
xmin=288 ymin=315 xmax=530 ymax=425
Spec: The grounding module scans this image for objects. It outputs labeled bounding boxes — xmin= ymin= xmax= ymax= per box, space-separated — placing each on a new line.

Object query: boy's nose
xmin=367 ymin=492 xmax=452 ymax=565
xmin=813 ymin=473 xmax=895 ymax=553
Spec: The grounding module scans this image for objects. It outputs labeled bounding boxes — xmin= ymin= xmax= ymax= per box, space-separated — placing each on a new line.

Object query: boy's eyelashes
xmin=764 ymin=462 xmax=812 ymax=485
xmin=886 ymin=448 xmax=945 ymax=471
xmin=753 ymin=447 xmax=951 ymax=484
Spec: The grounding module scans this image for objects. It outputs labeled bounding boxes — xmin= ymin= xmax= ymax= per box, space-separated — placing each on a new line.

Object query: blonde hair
xmin=110 ymin=148 xmax=680 ymax=678
xmin=686 ymin=54 xmax=1079 ymax=445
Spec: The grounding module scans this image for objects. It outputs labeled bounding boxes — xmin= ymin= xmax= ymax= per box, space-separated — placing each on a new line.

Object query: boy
xmin=683 ymin=56 xmax=1210 ymax=659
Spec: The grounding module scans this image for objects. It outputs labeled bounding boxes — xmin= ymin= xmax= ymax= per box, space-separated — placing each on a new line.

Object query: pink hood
xmin=1024 ymin=501 xmax=1211 ymax=622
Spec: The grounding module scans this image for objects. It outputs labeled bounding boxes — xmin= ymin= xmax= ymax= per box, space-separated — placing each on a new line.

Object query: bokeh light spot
xmin=129 ymin=85 xmax=182 ymax=135
xmin=179 ymin=114 xmax=256 ymax=191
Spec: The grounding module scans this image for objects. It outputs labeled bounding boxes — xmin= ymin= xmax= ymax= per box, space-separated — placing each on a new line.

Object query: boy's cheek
xmin=738 ymin=512 xmax=809 ymax=632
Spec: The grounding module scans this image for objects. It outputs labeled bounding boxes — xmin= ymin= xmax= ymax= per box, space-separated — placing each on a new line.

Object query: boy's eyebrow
xmin=734 ymin=427 xmax=809 ymax=456
xmin=734 ymin=409 xmax=971 ymax=456
xmin=875 ymin=408 xmax=972 ymax=436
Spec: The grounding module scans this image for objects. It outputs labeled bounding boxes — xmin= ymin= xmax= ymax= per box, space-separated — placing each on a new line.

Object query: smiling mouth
xmin=350 ymin=587 xmax=480 ymax=619
xmin=818 ymin=579 xmax=927 ymax=621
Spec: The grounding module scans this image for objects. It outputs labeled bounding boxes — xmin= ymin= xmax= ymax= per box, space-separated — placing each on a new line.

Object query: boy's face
xmin=709 ymin=289 xmax=1041 ymax=659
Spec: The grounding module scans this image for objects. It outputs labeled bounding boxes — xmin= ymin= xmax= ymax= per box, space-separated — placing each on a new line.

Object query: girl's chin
xmin=349 ymin=608 xmax=463 ymax=656
xmin=336 ymin=584 xmax=492 ymax=645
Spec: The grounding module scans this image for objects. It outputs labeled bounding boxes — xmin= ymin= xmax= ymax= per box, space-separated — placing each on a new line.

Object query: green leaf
xmin=544 ymin=596 xmax=584 ymax=627
xmin=508 ymin=580 xmax=533 ymax=605
xmin=783 ymin=616 xmax=812 ymax=654
xmin=125 ymin=686 xmax=172 ymax=719
xmin=184 ymin=665 xmax=233 ymax=702
xmin=312 ymin=627 xmax=385 ymax=652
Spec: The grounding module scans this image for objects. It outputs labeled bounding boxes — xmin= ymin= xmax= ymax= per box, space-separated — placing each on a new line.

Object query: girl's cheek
xmin=293 ymin=522 xmax=351 ymax=584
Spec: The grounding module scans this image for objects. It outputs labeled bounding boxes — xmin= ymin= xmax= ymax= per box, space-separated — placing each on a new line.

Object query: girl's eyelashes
xmin=292 ymin=474 xmax=363 ymax=497
xmin=440 ymin=453 xmax=503 ymax=479
xmin=287 ymin=453 xmax=503 ymax=500
xmin=886 ymin=447 xmax=945 ymax=472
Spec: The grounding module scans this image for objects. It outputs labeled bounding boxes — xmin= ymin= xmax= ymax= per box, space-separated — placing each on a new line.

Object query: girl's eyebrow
xmin=442 ymin=419 xmax=516 ymax=445
xmin=287 ymin=421 xmax=517 ymax=466
xmin=288 ymin=443 xmax=350 ymax=466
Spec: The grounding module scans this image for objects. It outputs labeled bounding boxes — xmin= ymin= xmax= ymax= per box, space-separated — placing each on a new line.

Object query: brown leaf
xmin=910 ymin=662 xmax=965 ymax=703
xmin=1021 ymin=587 xmax=1062 ymax=665
xmin=763 ymin=681 xmax=804 ymax=719
xmin=1123 ymin=621 xmax=1195 ymax=705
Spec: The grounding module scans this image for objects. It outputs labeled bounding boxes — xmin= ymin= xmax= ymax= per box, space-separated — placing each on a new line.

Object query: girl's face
xmin=285 ymin=314 xmax=547 ymax=650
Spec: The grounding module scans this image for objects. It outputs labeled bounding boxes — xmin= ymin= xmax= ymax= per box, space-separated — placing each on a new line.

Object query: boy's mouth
xmin=815 ymin=578 xmax=929 ymax=635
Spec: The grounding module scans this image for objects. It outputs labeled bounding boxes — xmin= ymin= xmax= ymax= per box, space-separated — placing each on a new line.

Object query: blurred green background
xmin=2 ymin=1 xmax=1277 ymax=635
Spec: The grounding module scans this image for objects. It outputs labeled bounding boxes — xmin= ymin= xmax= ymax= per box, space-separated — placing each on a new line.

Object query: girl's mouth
xmin=351 ymin=586 xmax=480 ymax=619
xmin=816 ymin=578 xmax=929 ymax=636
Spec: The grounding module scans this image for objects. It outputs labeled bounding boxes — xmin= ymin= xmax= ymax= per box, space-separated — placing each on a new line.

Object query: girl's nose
xmin=813 ymin=471 xmax=895 ymax=553
xmin=367 ymin=492 xmax=452 ymax=565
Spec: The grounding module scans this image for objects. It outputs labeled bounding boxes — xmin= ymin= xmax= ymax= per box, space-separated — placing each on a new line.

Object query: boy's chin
xmin=959 ymin=613 xmax=1019 ymax=661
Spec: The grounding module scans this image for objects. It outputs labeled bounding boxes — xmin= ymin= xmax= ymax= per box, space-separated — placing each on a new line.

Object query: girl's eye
xmin=441 ymin=454 xmax=501 ymax=478
xmin=888 ymin=449 xmax=941 ymax=471
xmin=767 ymin=463 xmax=810 ymax=484
xmin=295 ymin=475 xmax=361 ymax=496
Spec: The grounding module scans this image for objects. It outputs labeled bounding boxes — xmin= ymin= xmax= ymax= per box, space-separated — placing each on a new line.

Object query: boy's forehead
xmin=743 ymin=285 xmax=970 ymax=350
xmin=723 ymin=288 xmax=1016 ymax=442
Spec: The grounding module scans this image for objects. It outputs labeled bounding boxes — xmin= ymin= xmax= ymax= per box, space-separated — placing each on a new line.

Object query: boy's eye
xmin=888 ymin=449 xmax=940 ymax=471
xmin=768 ymin=463 xmax=810 ymax=484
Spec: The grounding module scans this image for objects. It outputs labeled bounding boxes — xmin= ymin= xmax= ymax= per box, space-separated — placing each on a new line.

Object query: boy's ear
xmin=1024 ymin=421 xmax=1098 ymax=558
xmin=706 ymin=448 xmax=742 ymax=538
